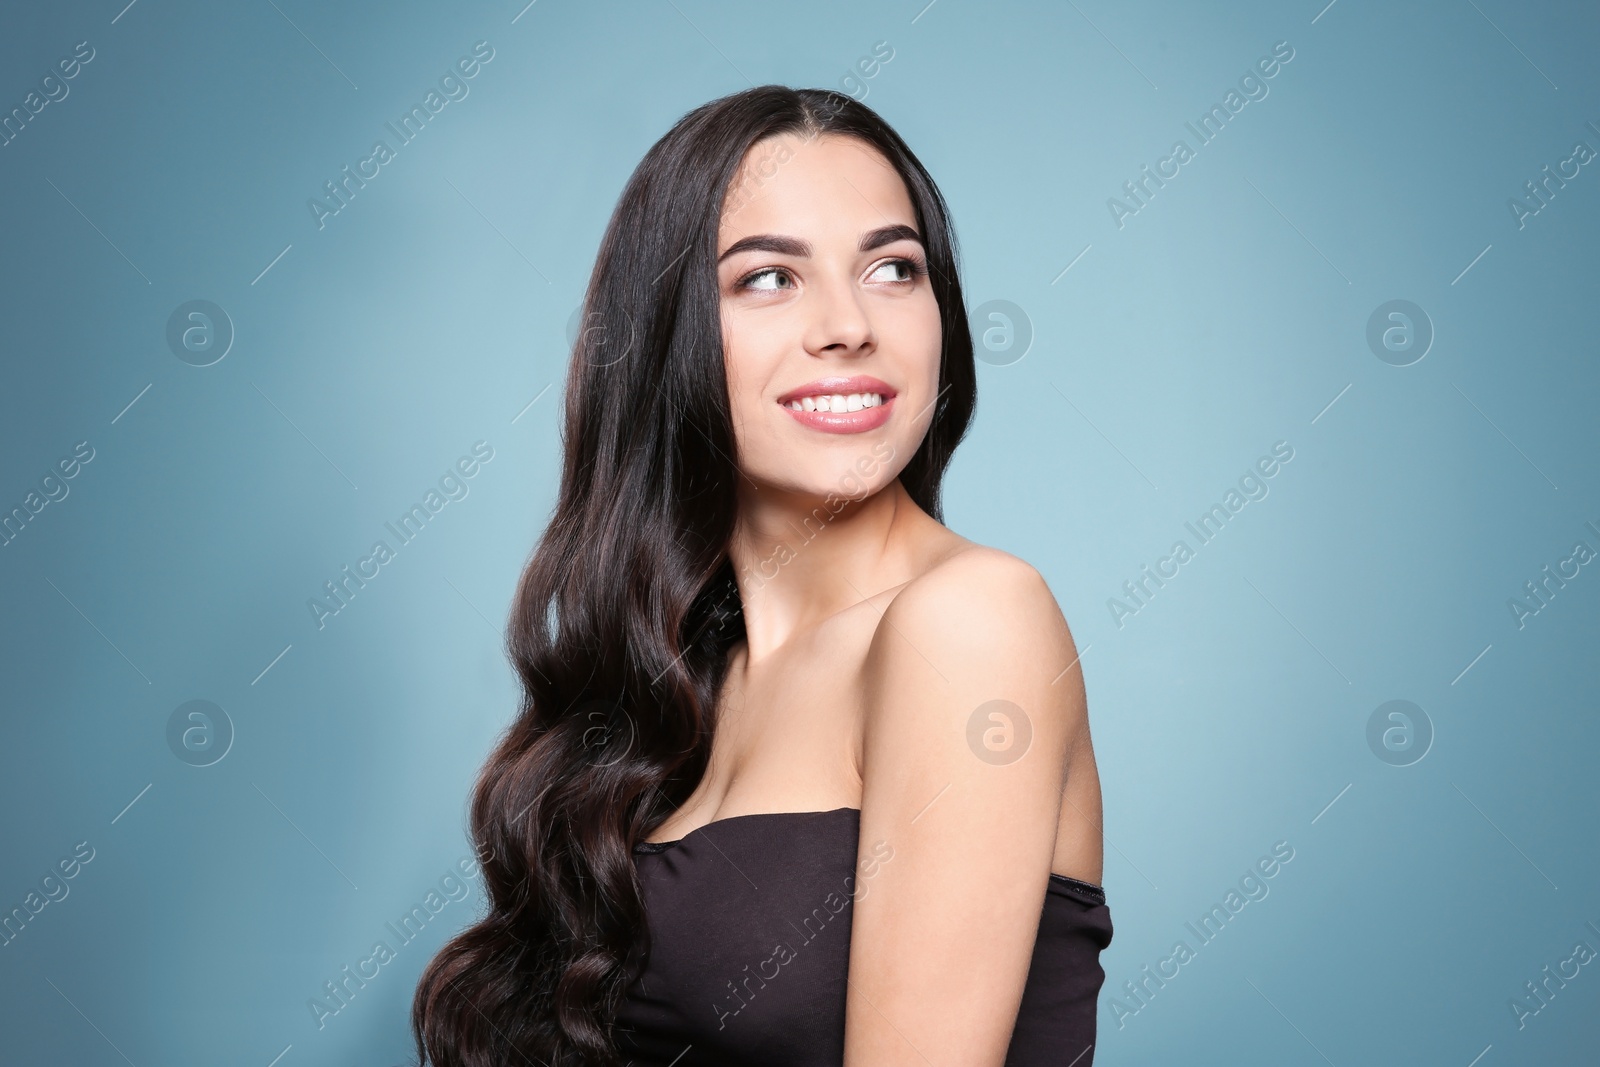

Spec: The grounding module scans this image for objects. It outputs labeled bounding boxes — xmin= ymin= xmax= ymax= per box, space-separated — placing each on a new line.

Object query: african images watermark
xmin=1 ymin=840 xmax=96 ymax=949
xmin=723 ymin=136 xmax=796 ymax=221
xmin=1108 ymin=441 xmax=1295 ymax=628
xmin=165 ymin=300 xmax=235 ymax=367
xmin=972 ymin=299 xmax=1034 ymax=367
xmin=1507 ymin=119 xmax=1600 ymax=231
xmin=1106 ymin=840 xmax=1296 ymax=1028
xmin=308 ymin=441 xmax=495 ymax=630
xmin=1365 ymin=299 xmax=1433 ymax=367
xmin=712 ymin=836 xmax=895 ymax=1031
xmin=1506 ymin=519 xmax=1600 ymax=630
xmin=837 ymin=40 xmax=895 ymax=100
xmin=1508 ymin=920 xmax=1600 ymax=1031
xmin=967 ymin=699 xmax=1032 ymax=765
xmin=738 ymin=440 xmax=897 ymax=594
xmin=166 ymin=700 xmax=235 ymax=767
xmin=307 ymin=854 xmax=483 ymax=1030
xmin=1 ymin=440 xmax=95 ymax=550
xmin=0 ymin=39 xmax=95 ymax=150
xmin=722 ymin=87 xmax=857 ymax=221
xmin=1107 ymin=40 xmax=1296 ymax=229
xmin=1366 ymin=699 xmax=1433 ymax=767
xmin=308 ymin=41 xmax=496 ymax=230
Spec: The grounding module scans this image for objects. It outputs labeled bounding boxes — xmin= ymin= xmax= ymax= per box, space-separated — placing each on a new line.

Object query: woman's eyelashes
xmin=871 ymin=256 xmax=930 ymax=283
xmin=733 ymin=256 xmax=928 ymax=294
xmin=737 ymin=266 xmax=796 ymax=292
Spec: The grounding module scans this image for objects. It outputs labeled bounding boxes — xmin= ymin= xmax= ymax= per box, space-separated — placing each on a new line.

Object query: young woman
xmin=411 ymin=85 xmax=1111 ymax=1067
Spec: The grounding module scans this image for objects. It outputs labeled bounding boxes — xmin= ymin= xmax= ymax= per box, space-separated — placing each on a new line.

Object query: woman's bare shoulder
xmin=859 ymin=539 xmax=1083 ymax=741
xmin=844 ymin=539 xmax=1086 ymax=1059
xmin=875 ymin=541 xmax=1071 ymax=651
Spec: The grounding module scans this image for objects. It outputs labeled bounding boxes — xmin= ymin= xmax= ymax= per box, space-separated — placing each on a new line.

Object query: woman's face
xmin=716 ymin=132 xmax=942 ymax=504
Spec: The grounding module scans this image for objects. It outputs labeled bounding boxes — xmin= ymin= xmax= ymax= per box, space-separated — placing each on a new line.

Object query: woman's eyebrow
xmin=716 ymin=224 xmax=923 ymax=264
xmin=859 ymin=223 xmax=923 ymax=252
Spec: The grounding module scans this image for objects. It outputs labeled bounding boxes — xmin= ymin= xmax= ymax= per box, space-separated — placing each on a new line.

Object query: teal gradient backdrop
xmin=2 ymin=1 xmax=1597 ymax=1064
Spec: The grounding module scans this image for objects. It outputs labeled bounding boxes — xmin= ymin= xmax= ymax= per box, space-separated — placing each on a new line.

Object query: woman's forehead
xmin=719 ymin=134 xmax=914 ymax=245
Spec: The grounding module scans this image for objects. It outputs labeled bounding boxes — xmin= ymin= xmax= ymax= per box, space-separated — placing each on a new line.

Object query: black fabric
xmin=615 ymin=806 xmax=1112 ymax=1066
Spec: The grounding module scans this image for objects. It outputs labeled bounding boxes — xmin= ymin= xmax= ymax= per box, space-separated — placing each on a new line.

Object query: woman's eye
xmin=740 ymin=267 xmax=795 ymax=292
xmin=869 ymin=258 xmax=922 ymax=284
xmin=735 ymin=258 xmax=924 ymax=293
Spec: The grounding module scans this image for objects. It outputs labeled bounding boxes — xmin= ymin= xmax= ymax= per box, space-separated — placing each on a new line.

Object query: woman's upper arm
xmin=844 ymin=549 xmax=1088 ymax=1066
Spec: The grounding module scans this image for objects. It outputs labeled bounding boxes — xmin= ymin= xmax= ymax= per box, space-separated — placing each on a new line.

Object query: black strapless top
xmin=614 ymin=806 xmax=1112 ymax=1066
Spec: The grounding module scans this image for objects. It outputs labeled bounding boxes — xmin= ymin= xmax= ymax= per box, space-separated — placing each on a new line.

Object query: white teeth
xmin=785 ymin=392 xmax=885 ymax=413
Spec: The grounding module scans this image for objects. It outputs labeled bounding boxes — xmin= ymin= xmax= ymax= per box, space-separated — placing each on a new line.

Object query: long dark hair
xmin=410 ymin=84 xmax=977 ymax=1066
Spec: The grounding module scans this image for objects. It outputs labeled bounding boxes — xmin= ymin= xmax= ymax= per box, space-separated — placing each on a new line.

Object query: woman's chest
xmin=618 ymin=809 xmax=863 ymax=1065
xmin=654 ymin=622 xmax=876 ymax=840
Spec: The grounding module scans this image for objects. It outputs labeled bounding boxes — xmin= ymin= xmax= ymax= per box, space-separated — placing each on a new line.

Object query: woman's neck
xmin=727 ymin=477 xmax=949 ymax=660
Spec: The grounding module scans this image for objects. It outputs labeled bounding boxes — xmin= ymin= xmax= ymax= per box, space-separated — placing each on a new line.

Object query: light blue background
xmin=2 ymin=1 xmax=1596 ymax=1064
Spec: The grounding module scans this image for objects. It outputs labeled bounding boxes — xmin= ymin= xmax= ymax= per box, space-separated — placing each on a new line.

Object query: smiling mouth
xmin=782 ymin=391 xmax=886 ymax=413
xmin=776 ymin=391 xmax=896 ymax=435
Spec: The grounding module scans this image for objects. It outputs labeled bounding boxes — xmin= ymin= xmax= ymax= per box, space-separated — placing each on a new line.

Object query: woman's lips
xmin=779 ymin=393 xmax=895 ymax=434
